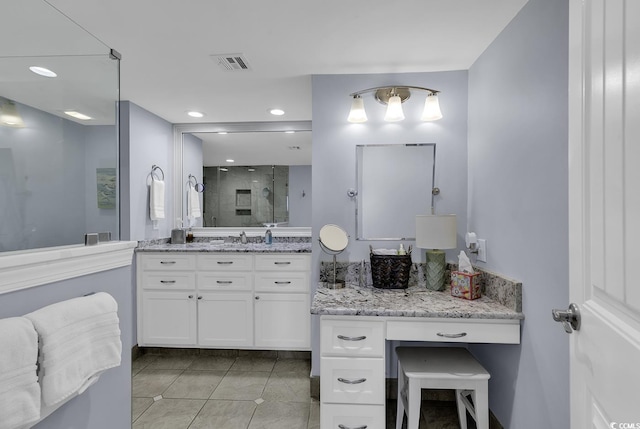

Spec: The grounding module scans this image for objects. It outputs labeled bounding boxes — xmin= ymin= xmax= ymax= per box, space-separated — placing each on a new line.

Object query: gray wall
xmin=467 ymin=0 xmax=569 ymax=427
xmin=0 ymin=267 xmax=133 ymax=429
xmin=288 ymin=165 xmax=311 ymax=227
xmin=311 ymin=71 xmax=469 ymax=375
xmin=120 ymin=101 xmax=174 ymax=241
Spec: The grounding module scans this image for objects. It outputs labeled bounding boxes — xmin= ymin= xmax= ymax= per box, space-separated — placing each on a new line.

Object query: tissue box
xmin=451 ymin=271 xmax=481 ymax=300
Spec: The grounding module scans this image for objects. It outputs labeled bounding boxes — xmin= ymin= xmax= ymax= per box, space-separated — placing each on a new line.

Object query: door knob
xmin=552 ymin=303 xmax=581 ymax=333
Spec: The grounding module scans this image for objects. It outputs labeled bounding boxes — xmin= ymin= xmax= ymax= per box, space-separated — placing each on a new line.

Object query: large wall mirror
xmin=174 ymin=121 xmax=312 ymax=232
xmin=356 ymin=143 xmax=436 ymax=240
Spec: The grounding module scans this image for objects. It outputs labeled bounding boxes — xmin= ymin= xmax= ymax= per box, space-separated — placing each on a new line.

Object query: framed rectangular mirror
xmin=356 ymin=143 xmax=436 ymax=240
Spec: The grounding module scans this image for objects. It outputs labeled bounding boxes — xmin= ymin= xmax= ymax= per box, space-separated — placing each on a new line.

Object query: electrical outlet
xmin=477 ymin=239 xmax=487 ymax=262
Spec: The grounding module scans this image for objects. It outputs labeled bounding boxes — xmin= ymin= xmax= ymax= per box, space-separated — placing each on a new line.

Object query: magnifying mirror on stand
xmin=319 ymin=224 xmax=349 ymax=289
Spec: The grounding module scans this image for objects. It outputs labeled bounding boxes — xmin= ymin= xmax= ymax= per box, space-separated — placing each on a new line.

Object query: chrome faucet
xmin=240 ymin=231 xmax=248 ymax=244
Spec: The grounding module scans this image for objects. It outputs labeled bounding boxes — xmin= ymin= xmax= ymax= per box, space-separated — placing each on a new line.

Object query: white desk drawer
xmin=386 ymin=318 xmax=521 ymax=344
xmin=320 ymin=403 xmax=385 ymax=429
xmin=255 ymin=254 xmax=310 ymax=271
xmin=321 ymin=319 xmax=385 ymax=357
xmin=255 ymin=272 xmax=308 ymax=292
xmin=197 ymin=272 xmax=252 ymax=291
xmin=197 ymin=254 xmax=253 ymax=271
xmin=321 ymin=357 xmax=385 ymax=405
xmin=140 ymin=254 xmax=195 ymax=271
xmin=142 ymin=272 xmax=195 ymax=290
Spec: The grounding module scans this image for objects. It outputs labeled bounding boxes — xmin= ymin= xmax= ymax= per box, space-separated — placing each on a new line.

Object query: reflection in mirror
xmin=356 ymin=144 xmax=435 ymax=240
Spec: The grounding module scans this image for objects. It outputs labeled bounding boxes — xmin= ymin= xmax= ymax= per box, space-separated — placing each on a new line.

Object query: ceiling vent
xmin=211 ymin=53 xmax=251 ymax=71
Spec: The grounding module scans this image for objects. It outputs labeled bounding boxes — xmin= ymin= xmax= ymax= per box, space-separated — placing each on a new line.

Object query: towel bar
xmin=151 ymin=165 xmax=164 ymax=181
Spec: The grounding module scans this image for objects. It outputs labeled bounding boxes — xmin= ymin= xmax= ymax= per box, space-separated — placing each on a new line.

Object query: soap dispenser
xmin=398 ymin=243 xmax=407 ymax=255
xmin=265 ymin=229 xmax=272 ymax=245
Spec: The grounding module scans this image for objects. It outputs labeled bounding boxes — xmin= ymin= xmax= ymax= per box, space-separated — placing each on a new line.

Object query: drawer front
xmin=254 ymin=272 xmax=309 ymax=292
xmin=386 ymin=319 xmax=521 ymax=344
xmin=321 ymin=319 xmax=385 ymax=357
xmin=254 ymin=254 xmax=310 ymax=271
xmin=197 ymin=254 xmax=253 ymax=271
xmin=142 ymin=272 xmax=196 ymax=290
xmin=140 ymin=254 xmax=196 ymax=271
xmin=320 ymin=404 xmax=386 ymax=429
xmin=320 ymin=357 xmax=385 ymax=405
xmin=197 ymin=272 xmax=253 ymax=291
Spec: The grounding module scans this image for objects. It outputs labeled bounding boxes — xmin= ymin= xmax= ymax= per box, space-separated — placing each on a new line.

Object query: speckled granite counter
xmin=311 ymin=283 xmax=523 ymax=320
xmin=136 ymin=241 xmax=311 ymax=253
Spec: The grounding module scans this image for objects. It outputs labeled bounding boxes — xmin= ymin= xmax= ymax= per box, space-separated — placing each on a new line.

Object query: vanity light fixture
xmin=29 ymin=66 xmax=57 ymax=78
xmin=348 ymin=86 xmax=442 ymax=123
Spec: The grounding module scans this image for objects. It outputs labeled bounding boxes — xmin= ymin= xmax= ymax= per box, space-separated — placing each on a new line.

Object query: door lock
xmin=552 ymin=303 xmax=581 ymax=333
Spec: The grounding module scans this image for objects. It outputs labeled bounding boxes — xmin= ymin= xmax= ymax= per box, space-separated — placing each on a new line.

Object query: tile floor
xmin=132 ymin=351 xmax=470 ymax=429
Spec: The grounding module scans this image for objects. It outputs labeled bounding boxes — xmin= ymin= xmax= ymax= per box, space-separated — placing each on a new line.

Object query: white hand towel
xmin=0 ymin=317 xmax=41 ymax=429
xmin=24 ymin=293 xmax=122 ymax=407
xmin=150 ymin=178 xmax=165 ymax=220
xmin=187 ymin=184 xmax=202 ymax=220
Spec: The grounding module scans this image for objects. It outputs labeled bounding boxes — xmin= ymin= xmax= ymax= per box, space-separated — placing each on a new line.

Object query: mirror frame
xmin=172 ymin=121 xmax=312 ymax=236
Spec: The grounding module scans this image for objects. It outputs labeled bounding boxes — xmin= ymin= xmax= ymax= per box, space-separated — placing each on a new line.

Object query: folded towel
xmin=0 ymin=317 xmax=40 ymax=429
xmin=24 ymin=293 xmax=122 ymax=407
xmin=372 ymin=248 xmax=400 ymax=255
xmin=187 ymin=185 xmax=202 ymax=220
xmin=150 ymin=178 xmax=165 ymax=220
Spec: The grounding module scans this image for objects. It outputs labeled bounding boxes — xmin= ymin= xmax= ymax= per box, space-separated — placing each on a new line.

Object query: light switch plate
xmin=477 ymin=239 xmax=487 ymax=262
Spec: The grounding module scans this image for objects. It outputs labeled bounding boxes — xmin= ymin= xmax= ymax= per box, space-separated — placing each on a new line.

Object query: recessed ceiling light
xmin=284 ymin=130 xmax=295 ymax=134
xmin=226 ymin=159 xmax=235 ymax=163
xmin=220 ymin=167 xmax=228 ymax=172
xmin=217 ymin=131 xmax=228 ymax=135
xmin=269 ymin=108 xmax=285 ymax=116
xmin=187 ymin=111 xmax=204 ymax=118
xmin=29 ymin=66 xmax=57 ymax=78
xmin=247 ymin=168 xmax=255 ymax=172
xmin=64 ymin=111 xmax=92 ymax=120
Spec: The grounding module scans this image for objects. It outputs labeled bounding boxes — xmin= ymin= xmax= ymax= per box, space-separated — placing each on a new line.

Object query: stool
xmin=395 ymin=347 xmax=490 ymax=429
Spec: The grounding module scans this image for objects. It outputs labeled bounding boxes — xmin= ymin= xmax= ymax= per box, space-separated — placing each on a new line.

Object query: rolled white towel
xmin=372 ymin=248 xmax=400 ymax=256
xmin=0 ymin=317 xmax=40 ymax=429
xmin=150 ymin=178 xmax=165 ymax=220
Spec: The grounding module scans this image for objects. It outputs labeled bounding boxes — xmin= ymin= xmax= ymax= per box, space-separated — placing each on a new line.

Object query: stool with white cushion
xmin=395 ymin=347 xmax=490 ymax=429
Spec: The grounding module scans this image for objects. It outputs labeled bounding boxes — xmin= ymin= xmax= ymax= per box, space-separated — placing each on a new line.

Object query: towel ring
xmin=188 ymin=174 xmax=205 ymax=192
xmin=151 ymin=165 xmax=164 ymax=181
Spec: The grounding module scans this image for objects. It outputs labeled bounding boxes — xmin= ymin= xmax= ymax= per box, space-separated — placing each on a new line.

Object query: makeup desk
xmin=311 ymin=283 xmax=523 ymax=429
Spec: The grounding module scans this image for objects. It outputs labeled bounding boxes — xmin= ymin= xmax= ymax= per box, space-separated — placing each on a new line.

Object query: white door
xmin=568 ymin=0 xmax=640 ymax=426
xmin=141 ymin=291 xmax=197 ymax=346
xmin=198 ymin=292 xmax=254 ymax=347
xmin=254 ymin=293 xmax=310 ymax=349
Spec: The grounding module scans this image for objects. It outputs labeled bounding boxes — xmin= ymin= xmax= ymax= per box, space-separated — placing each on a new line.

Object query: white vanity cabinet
xmin=137 ymin=251 xmax=310 ymax=350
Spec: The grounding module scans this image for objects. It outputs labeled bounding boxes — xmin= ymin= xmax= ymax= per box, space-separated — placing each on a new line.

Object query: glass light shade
xmin=347 ymin=96 xmax=367 ymax=123
xmin=421 ymin=93 xmax=443 ymax=121
xmin=384 ymin=95 xmax=405 ymax=122
xmin=415 ymin=214 xmax=457 ymax=249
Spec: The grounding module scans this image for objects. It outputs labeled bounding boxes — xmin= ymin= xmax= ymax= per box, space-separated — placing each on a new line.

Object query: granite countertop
xmin=311 ymin=283 xmax=524 ymax=320
xmin=136 ymin=241 xmax=312 ymax=253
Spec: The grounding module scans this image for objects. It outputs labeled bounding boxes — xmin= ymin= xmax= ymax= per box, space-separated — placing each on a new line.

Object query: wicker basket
xmin=370 ymin=248 xmax=412 ymax=289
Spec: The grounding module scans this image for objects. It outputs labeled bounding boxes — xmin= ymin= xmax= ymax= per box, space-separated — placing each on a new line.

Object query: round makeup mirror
xmin=319 ymin=224 xmax=349 ymax=289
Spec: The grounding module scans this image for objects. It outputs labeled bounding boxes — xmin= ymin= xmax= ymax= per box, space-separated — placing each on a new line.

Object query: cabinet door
xmin=254 ymin=293 xmax=310 ymax=349
xmin=141 ymin=291 xmax=197 ymax=346
xmin=198 ymin=292 xmax=253 ymax=347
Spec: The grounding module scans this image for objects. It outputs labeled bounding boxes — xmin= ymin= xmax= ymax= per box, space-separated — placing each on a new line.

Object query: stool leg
xmin=455 ymin=389 xmax=468 ymax=429
xmin=475 ymin=383 xmax=490 ymax=429
xmin=396 ymin=362 xmax=405 ymax=429
xmin=407 ymin=379 xmax=421 ymax=429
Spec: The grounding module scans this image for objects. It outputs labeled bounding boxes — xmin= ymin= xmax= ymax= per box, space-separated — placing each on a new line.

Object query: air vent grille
xmin=211 ymin=53 xmax=251 ymax=71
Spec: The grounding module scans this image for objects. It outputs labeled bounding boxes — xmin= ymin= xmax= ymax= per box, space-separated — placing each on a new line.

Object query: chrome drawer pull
xmin=274 ymin=261 xmax=291 ymax=265
xmin=160 ymin=280 xmax=176 ymax=284
xmin=216 ymin=281 xmax=233 ymax=284
xmin=436 ymin=332 xmax=467 ymax=338
xmin=160 ymin=261 xmax=176 ymax=265
xmin=217 ymin=261 xmax=233 ymax=265
xmin=337 ymin=335 xmax=366 ymax=341
xmin=275 ymin=281 xmax=292 ymax=285
xmin=338 ymin=425 xmax=367 ymax=429
xmin=338 ymin=377 xmax=366 ymax=385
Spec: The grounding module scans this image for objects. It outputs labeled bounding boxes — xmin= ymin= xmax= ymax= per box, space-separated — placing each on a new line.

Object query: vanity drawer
xmin=320 ymin=357 xmax=384 ymax=405
xmin=254 ymin=272 xmax=309 ymax=292
xmin=197 ymin=272 xmax=253 ymax=291
xmin=386 ymin=318 xmax=521 ymax=344
xmin=140 ymin=254 xmax=196 ymax=271
xmin=197 ymin=254 xmax=253 ymax=271
xmin=254 ymin=254 xmax=310 ymax=271
xmin=321 ymin=318 xmax=385 ymax=357
xmin=320 ymin=403 xmax=385 ymax=429
xmin=142 ymin=272 xmax=196 ymax=290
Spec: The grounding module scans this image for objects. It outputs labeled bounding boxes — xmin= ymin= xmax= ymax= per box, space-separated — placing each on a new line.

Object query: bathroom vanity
xmin=136 ymin=241 xmax=311 ymax=350
xmin=311 ymin=283 xmax=523 ymax=429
